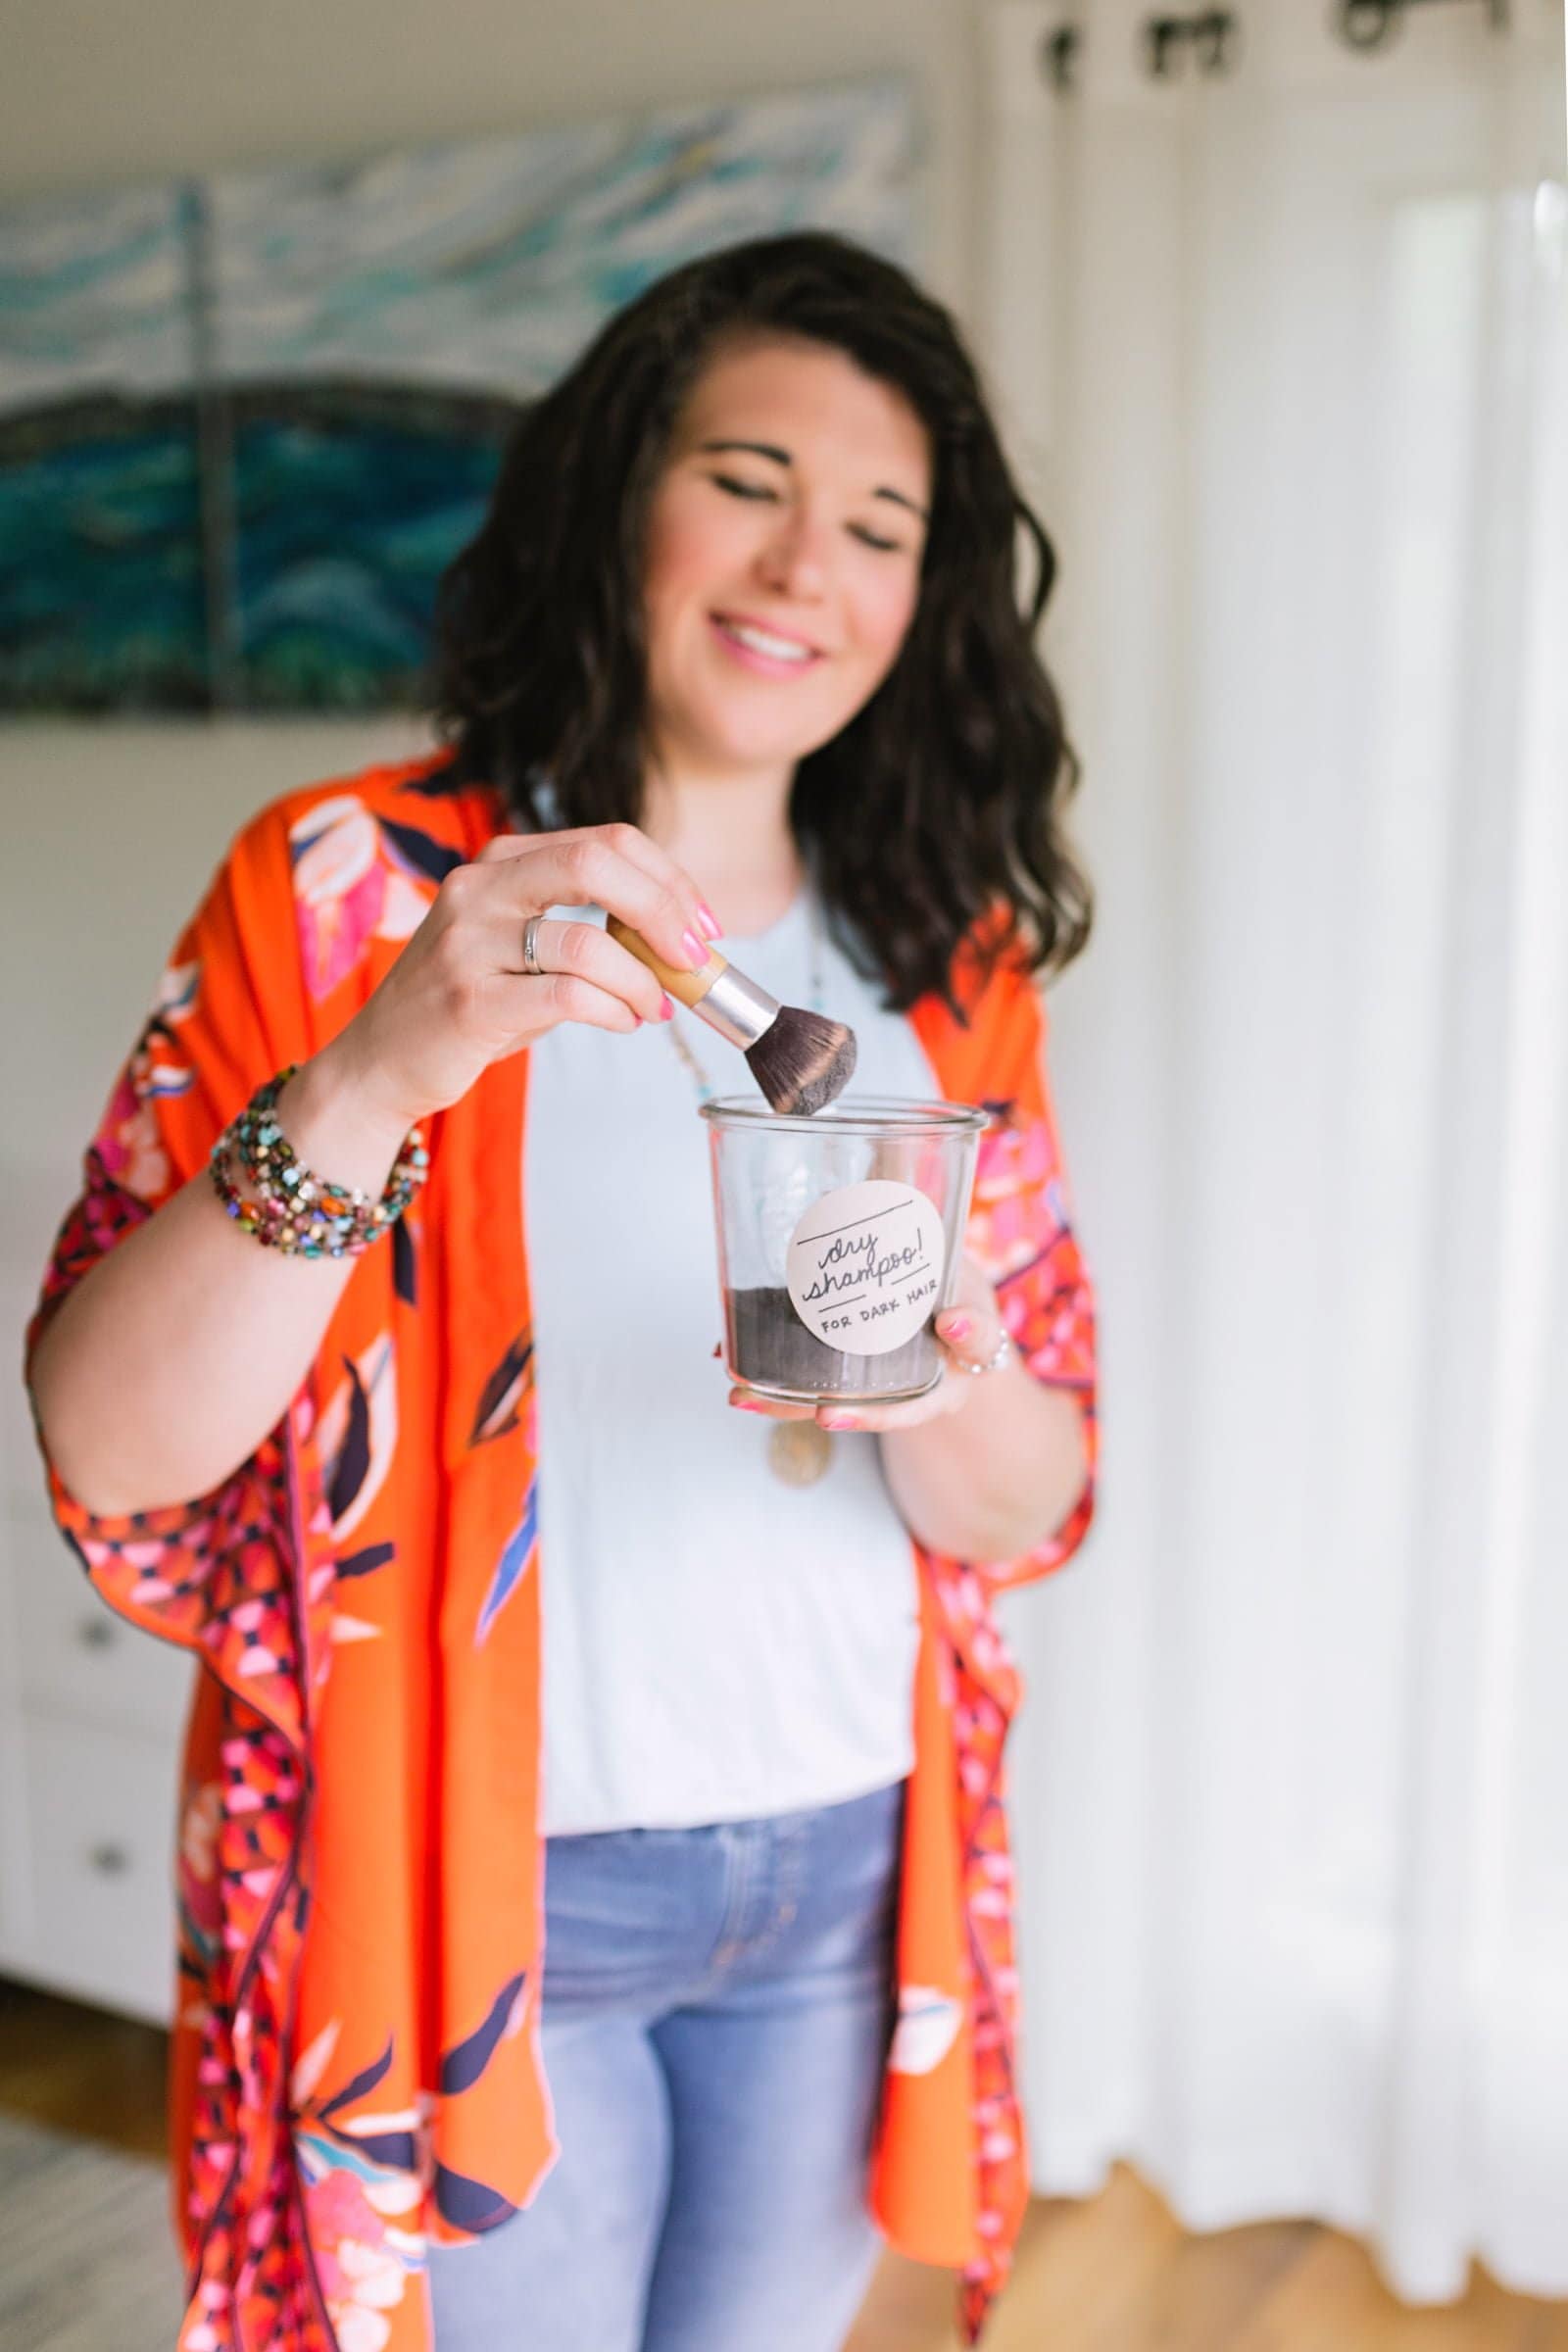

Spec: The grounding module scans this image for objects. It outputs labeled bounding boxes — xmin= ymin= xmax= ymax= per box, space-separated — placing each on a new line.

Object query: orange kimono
xmin=25 ymin=755 xmax=1098 ymax=2351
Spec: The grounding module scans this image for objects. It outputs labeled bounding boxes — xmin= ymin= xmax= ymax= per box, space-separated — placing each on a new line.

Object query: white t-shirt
xmin=524 ymin=890 xmax=938 ymax=1835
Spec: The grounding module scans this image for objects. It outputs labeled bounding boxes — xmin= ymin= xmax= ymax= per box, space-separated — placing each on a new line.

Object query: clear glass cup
xmin=698 ymin=1095 xmax=988 ymax=1405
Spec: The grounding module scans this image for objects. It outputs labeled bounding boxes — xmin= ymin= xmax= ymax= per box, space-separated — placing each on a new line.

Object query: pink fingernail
xmin=681 ymin=928 xmax=710 ymax=969
xmin=697 ymin=902 xmax=723 ymax=941
xmin=945 ymin=1315 xmax=973 ymax=1341
xmin=821 ymin=1412 xmax=860 ymax=1431
xmin=734 ymin=1397 xmax=769 ymax=1414
xmin=658 ymin=993 xmax=675 ymax=1020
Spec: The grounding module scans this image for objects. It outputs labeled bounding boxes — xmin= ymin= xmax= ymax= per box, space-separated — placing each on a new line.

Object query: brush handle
xmin=605 ymin=914 xmax=725 ymax=1008
xmin=606 ymin=914 xmax=780 ymax=1050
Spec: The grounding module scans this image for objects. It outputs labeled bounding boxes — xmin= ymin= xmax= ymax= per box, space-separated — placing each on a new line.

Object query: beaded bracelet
xmin=210 ymin=1067 xmax=429 ymax=1260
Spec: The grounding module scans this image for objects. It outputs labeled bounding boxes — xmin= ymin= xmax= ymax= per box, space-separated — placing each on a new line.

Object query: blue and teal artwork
xmin=0 ymin=81 xmax=917 ymax=713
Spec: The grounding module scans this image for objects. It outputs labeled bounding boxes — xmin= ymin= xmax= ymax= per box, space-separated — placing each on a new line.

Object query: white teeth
xmin=721 ymin=618 xmax=814 ymax=662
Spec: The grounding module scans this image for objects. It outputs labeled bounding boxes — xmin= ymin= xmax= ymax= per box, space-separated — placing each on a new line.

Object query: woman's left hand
xmin=728 ymin=1254 xmax=1008 ymax=1433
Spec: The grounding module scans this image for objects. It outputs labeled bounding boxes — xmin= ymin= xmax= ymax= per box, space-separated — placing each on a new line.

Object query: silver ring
xmin=521 ymin=914 xmax=546 ymax=977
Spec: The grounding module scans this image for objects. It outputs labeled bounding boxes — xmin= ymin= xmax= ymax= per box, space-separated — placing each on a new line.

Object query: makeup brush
xmin=606 ymin=915 xmax=858 ymax=1115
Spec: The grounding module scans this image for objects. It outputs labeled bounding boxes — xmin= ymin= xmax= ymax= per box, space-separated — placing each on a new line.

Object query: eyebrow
xmin=697 ymin=437 xmax=929 ymax=523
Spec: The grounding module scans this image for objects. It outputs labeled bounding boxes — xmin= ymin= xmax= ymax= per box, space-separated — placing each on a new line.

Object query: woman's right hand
xmin=321 ymin=824 xmax=719 ymax=1135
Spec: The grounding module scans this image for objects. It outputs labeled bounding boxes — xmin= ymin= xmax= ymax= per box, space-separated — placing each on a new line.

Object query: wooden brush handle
xmin=605 ymin=914 xmax=726 ymax=1009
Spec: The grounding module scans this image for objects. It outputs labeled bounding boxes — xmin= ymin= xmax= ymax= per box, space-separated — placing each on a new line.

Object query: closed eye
xmin=710 ymin=473 xmax=909 ymax=556
xmin=710 ymin=472 xmax=778 ymax=503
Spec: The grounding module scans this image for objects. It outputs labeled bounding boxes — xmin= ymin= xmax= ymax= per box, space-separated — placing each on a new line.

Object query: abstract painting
xmin=0 ymin=79 xmax=918 ymax=714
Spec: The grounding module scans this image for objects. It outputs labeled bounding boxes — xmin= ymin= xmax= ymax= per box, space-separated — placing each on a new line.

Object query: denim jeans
xmin=426 ymin=1777 xmax=906 ymax=2352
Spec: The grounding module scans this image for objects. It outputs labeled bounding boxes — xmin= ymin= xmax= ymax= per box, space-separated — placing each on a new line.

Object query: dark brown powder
xmin=726 ymin=1284 xmax=941 ymax=1402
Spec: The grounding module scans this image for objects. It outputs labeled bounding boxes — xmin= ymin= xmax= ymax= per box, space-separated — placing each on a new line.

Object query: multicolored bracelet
xmin=209 ymin=1066 xmax=429 ymax=1260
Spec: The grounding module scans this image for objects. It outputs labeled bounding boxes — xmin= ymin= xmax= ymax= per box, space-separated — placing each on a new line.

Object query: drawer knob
xmin=77 ymin=1618 xmax=117 ymax=1651
xmin=89 ymin=1842 xmax=131 ymax=1876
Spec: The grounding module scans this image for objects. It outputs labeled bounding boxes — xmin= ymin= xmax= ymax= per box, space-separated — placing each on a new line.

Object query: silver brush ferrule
xmin=694 ymin=962 xmax=781 ymax=1051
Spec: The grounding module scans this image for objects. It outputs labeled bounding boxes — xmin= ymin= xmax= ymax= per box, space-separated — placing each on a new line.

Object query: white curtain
xmin=976 ymin=0 xmax=1568 ymax=2301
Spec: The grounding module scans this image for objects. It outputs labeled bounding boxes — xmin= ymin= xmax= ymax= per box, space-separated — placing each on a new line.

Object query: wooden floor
xmin=846 ymin=2186 xmax=1568 ymax=2352
xmin=2 ymin=1975 xmax=1563 ymax=2351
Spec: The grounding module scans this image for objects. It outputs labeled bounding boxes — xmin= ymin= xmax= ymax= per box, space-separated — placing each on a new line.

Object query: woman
xmin=25 ymin=231 xmax=1097 ymax=2352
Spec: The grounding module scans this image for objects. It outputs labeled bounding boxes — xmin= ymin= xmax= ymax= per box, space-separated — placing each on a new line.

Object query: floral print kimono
xmin=25 ymin=754 xmax=1098 ymax=2352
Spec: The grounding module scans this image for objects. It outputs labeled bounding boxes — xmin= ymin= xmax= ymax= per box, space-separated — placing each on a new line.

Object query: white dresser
xmin=0 ymin=1465 xmax=192 ymax=2026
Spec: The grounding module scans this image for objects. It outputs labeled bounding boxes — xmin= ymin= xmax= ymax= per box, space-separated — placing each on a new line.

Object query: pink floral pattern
xmin=95 ymin=956 xmax=200 ymax=1198
xmin=945 ymin=1100 xmax=1097 ymax=2333
xmin=299 ymin=2115 xmax=424 ymax=2352
xmin=290 ymin=795 xmax=459 ymax=1001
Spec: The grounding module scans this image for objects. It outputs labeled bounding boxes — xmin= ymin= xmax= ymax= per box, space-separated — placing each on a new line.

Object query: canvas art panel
xmin=0 ymin=79 xmax=918 ymax=714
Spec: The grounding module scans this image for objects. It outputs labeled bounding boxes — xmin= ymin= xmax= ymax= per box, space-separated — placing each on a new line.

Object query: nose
xmin=754 ymin=503 xmax=833 ymax=602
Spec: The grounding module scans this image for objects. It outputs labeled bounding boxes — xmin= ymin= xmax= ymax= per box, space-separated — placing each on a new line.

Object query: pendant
xmin=767 ymin=1419 xmax=835 ymax=1487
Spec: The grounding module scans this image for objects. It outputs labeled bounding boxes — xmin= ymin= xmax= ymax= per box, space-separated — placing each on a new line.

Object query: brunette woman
xmin=27 ymin=230 xmax=1097 ymax=2352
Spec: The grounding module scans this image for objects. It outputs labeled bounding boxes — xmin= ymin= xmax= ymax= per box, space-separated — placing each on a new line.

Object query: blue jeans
xmin=427 ymin=1777 xmax=906 ymax=2352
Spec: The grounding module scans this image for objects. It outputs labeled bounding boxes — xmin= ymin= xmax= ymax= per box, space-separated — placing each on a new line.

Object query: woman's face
xmin=641 ymin=334 xmax=931 ymax=787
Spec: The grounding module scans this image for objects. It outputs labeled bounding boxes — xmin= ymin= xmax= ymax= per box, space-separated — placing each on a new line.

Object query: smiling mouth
xmin=711 ymin=613 xmax=823 ymax=664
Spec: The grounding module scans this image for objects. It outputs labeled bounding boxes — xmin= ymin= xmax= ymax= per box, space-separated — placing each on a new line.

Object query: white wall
xmin=0 ymin=0 xmax=978 ymax=277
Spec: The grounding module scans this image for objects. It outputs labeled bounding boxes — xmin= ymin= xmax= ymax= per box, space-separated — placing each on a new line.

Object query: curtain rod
xmin=1040 ymin=0 xmax=1510 ymax=91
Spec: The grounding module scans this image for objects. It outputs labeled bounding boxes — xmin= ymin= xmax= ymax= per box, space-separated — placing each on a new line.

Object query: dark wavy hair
xmin=429 ymin=229 xmax=1091 ymax=1011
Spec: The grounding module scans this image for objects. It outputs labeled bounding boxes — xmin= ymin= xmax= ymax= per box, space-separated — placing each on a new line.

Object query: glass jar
xmin=698 ymin=1095 xmax=988 ymax=1405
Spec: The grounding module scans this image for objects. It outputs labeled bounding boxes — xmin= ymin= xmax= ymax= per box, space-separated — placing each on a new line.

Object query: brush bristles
xmin=745 ymin=1007 xmax=858 ymax=1116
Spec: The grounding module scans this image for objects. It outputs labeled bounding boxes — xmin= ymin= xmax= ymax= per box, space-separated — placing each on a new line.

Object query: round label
xmin=785 ymin=1180 xmax=947 ymax=1356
